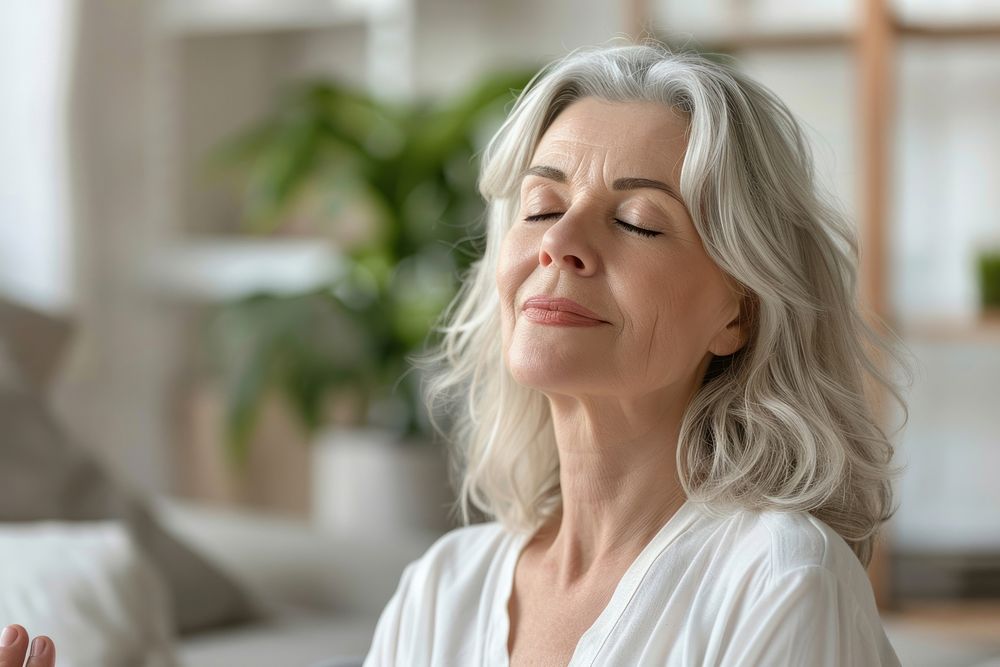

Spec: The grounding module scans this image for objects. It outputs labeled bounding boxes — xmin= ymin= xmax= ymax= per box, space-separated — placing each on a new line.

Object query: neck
xmin=532 ymin=389 xmax=690 ymax=591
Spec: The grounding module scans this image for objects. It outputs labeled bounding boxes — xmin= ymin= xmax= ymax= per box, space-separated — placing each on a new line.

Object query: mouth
xmin=521 ymin=296 xmax=608 ymax=325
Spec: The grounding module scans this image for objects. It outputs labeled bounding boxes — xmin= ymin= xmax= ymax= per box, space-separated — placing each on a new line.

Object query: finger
xmin=25 ymin=636 xmax=55 ymax=667
xmin=0 ymin=624 xmax=29 ymax=667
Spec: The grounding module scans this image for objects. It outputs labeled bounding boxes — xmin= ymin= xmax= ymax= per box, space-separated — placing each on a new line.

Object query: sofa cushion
xmin=0 ymin=296 xmax=73 ymax=394
xmin=177 ymin=609 xmax=374 ymax=667
xmin=0 ymin=520 xmax=177 ymax=667
xmin=0 ymin=386 xmax=260 ymax=635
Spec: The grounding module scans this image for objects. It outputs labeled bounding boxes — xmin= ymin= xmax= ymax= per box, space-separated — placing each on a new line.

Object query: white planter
xmin=311 ymin=426 xmax=454 ymax=538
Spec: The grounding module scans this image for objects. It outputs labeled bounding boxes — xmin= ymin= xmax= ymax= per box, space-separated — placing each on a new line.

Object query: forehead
xmin=530 ymin=97 xmax=690 ymax=183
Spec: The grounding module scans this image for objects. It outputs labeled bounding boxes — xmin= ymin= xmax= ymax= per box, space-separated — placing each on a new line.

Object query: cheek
xmin=496 ymin=231 xmax=537 ymax=300
xmin=622 ymin=257 xmax=715 ymax=363
xmin=495 ymin=233 xmax=534 ymax=337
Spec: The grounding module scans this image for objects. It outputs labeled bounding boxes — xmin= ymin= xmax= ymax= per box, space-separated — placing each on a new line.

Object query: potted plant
xmin=203 ymin=70 xmax=534 ymax=535
xmin=976 ymin=247 xmax=1000 ymax=322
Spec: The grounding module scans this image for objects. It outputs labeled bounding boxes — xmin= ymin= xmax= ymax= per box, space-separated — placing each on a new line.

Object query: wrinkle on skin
xmin=495 ymin=97 xmax=747 ymax=592
xmin=645 ymin=309 xmax=660 ymax=386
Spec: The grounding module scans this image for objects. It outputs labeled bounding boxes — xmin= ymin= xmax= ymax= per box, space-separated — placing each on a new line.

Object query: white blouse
xmin=362 ymin=499 xmax=902 ymax=666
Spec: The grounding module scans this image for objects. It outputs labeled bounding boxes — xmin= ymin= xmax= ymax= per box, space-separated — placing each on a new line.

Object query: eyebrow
xmin=520 ymin=165 xmax=685 ymax=206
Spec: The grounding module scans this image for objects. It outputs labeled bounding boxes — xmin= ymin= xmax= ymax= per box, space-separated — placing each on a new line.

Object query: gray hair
xmin=412 ymin=41 xmax=914 ymax=568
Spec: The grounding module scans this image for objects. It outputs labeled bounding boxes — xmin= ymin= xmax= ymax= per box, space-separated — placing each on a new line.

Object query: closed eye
xmin=523 ymin=213 xmax=662 ymax=238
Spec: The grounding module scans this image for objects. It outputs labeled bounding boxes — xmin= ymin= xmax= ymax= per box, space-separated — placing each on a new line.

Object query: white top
xmin=362 ymin=499 xmax=902 ymax=666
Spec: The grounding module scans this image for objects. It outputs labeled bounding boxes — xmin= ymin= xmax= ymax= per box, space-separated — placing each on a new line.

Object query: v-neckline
xmin=496 ymin=499 xmax=699 ymax=667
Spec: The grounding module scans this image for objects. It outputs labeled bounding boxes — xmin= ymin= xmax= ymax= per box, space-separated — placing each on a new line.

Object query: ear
xmin=708 ymin=293 xmax=754 ymax=357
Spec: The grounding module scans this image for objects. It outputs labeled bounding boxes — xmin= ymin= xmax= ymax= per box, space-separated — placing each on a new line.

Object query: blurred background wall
xmin=2 ymin=0 xmax=999 ymax=614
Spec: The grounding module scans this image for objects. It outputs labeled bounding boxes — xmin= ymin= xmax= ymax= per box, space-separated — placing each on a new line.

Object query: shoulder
xmin=697 ymin=504 xmax=878 ymax=612
xmin=403 ymin=521 xmax=511 ymax=581
xmin=757 ymin=509 xmax=874 ymax=600
xmin=421 ymin=521 xmax=509 ymax=562
xmin=705 ymin=510 xmax=901 ymax=666
xmin=698 ymin=503 xmax=859 ymax=571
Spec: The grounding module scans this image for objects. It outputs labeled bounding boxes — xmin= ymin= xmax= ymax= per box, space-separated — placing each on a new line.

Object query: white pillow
xmin=0 ymin=521 xmax=178 ymax=667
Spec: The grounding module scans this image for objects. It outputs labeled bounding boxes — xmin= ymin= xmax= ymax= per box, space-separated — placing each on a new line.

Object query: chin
xmin=506 ymin=360 xmax=593 ymax=396
xmin=505 ymin=331 xmax=605 ymax=384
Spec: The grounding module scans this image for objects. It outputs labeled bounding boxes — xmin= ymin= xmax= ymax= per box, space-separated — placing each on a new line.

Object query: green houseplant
xmin=977 ymin=248 xmax=1000 ymax=317
xmin=205 ymin=70 xmax=535 ymax=467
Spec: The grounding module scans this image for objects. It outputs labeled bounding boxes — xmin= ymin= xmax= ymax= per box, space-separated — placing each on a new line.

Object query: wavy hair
xmin=410 ymin=41 xmax=915 ymax=568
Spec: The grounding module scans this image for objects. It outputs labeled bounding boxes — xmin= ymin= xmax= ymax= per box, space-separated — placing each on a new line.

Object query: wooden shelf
xmin=157 ymin=0 xmax=370 ymax=36
xmin=882 ymin=600 xmax=1000 ymax=647
xmin=655 ymin=22 xmax=1000 ymax=52
xmin=897 ymin=21 xmax=1000 ymax=41
xmin=688 ymin=29 xmax=853 ymax=51
xmin=900 ymin=315 xmax=1000 ymax=344
xmin=147 ymin=236 xmax=344 ymax=301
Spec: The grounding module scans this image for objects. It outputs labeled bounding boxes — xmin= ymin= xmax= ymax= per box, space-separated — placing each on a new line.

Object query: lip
xmin=521 ymin=296 xmax=607 ymax=325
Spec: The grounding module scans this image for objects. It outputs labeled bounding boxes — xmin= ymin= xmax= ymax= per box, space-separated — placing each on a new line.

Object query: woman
xmin=363 ymin=43 xmax=911 ymax=666
xmin=0 ymin=42 xmax=909 ymax=667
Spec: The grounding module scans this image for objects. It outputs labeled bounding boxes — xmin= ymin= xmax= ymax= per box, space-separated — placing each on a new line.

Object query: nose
xmin=537 ymin=213 xmax=598 ymax=275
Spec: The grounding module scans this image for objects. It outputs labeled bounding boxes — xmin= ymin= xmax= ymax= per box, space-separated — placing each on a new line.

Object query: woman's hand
xmin=0 ymin=625 xmax=55 ymax=667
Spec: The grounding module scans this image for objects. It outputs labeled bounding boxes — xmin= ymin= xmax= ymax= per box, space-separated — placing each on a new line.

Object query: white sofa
xmin=0 ymin=298 xmax=443 ymax=667
xmin=152 ymin=496 xmax=442 ymax=667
